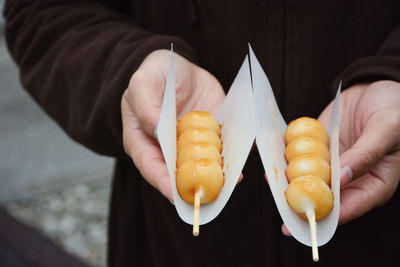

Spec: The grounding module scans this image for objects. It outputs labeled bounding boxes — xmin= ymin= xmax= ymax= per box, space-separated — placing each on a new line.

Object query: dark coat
xmin=4 ymin=1 xmax=400 ymax=266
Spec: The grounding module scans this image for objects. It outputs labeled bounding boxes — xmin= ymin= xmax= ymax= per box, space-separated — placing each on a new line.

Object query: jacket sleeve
xmin=4 ymin=0 xmax=197 ymax=158
xmin=335 ymin=25 xmax=400 ymax=89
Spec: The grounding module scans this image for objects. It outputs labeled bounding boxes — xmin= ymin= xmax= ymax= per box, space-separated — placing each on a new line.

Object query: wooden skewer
xmin=306 ymin=209 xmax=319 ymax=262
xmin=193 ymin=192 xmax=200 ymax=236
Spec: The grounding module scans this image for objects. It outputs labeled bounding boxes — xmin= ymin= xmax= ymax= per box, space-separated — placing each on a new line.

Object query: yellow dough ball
xmin=285 ymin=175 xmax=334 ymax=221
xmin=286 ymin=155 xmax=331 ymax=185
xmin=285 ymin=117 xmax=329 ymax=147
xmin=176 ymin=159 xmax=224 ymax=204
xmin=177 ymin=128 xmax=222 ymax=153
xmin=177 ymin=111 xmax=220 ymax=137
xmin=285 ymin=136 xmax=330 ymax=163
xmin=177 ymin=142 xmax=222 ymax=167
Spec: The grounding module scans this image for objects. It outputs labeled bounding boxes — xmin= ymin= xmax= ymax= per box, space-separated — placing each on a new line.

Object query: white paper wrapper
xmin=157 ymin=47 xmax=257 ymax=225
xmin=249 ymin=45 xmax=341 ymax=247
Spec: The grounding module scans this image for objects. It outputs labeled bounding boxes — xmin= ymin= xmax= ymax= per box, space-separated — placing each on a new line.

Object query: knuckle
xmin=373 ymin=174 xmax=399 ymax=208
xmin=358 ymin=150 xmax=377 ymax=170
xmin=384 ymin=115 xmax=400 ymax=133
xmin=130 ymin=71 xmax=146 ymax=85
xmin=136 ymin=111 xmax=155 ymax=131
xmin=130 ymin=70 xmax=163 ymax=91
xmin=128 ymin=72 xmax=152 ymax=97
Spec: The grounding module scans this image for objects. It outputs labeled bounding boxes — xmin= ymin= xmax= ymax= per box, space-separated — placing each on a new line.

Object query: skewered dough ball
xmin=176 ymin=111 xmax=224 ymax=206
xmin=176 ymin=159 xmax=224 ymax=204
xmin=285 ymin=117 xmax=329 ymax=147
xmin=177 ymin=111 xmax=221 ymax=137
xmin=284 ymin=117 xmax=332 ymax=260
xmin=285 ymin=136 xmax=330 ymax=163
xmin=286 ymin=155 xmax=331 ymax=185
xmin=285 ymin=175 xmax=334 ymax=221
xmin=284 ymin=116 xmax=333 ymax=222
xmin=177 ymin=142 xmax=222 ymax=167
xmin=177 ymin=128 xmax=222 ymax=153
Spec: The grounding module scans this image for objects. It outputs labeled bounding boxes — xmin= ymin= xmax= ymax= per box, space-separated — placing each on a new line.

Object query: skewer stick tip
xmin=193 ymin=192 xmax=200 ymax=236
xmin=306 ymin=209 xmax=319 ymax=262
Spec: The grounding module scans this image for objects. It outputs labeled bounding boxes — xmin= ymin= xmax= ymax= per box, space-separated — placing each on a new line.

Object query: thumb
xmin=339 ymin=115 xmax=398 ymax=184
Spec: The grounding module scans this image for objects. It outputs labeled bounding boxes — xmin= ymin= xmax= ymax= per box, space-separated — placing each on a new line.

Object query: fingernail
xmin=340 ymin=166 xmax=353 ymax=186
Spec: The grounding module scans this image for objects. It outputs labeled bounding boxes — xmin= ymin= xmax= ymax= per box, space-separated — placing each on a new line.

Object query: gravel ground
xmin=4 ymin=177 xmax=111 ymax=267
xmin=1 ymin=8 xmax=112 ymax=267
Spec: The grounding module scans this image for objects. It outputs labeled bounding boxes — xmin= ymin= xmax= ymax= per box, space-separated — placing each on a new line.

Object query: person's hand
xmin=121 ymin=50 xmax=225 ymax=203
xmin=282 ymin=80 xmax=400 ymax=235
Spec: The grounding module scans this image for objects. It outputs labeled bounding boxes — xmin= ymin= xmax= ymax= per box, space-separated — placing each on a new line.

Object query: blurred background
xmin=1 ymin=1 xmax=114 ymax=266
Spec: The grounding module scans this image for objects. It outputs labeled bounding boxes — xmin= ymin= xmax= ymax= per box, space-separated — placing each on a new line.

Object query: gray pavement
xmin=0 ymin=16 xmax=113 ymax=267
xmin=0 ymin=0 xmax=3 ymax=24
xmin=0 ymin=33 xmax=114 ymax=202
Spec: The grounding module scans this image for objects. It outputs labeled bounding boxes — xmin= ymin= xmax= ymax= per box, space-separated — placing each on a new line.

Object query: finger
xmin=237 ymin=173 xmax=244 ymax=184
xmin=281 ymin=224 xmax=292 ymax=236
xmin=339 ymin=175 xmax=378 ymax=224
xmin=125 ymin=72 xmax=165 ymax=138
xmin=130 ymin=127 xmax=173 ymax=201
xmin=122 ymin=100 xmax=173 ymax=202
xmin=339 ymin=173 xmax=389 ymax=224
xmin=339 ymin=151 xmax=400 ymax=224
xmin=339 ymin=115 xmax=399 ymax=183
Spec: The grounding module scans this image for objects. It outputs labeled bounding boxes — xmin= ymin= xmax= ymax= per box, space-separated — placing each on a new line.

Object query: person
xmin=4 ymin=1 xmax=400 ymax=266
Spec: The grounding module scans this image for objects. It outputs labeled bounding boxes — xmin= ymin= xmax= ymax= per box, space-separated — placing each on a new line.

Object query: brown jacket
xmin=4 ymin=1 xmax=400 ymax=266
